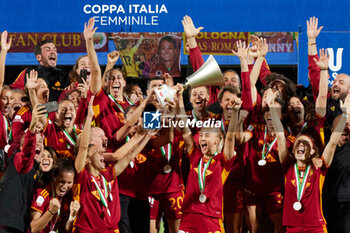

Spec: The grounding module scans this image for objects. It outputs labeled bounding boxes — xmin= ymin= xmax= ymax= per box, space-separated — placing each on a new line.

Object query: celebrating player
xmin=177 ymin=83 xmax=238 ymax=232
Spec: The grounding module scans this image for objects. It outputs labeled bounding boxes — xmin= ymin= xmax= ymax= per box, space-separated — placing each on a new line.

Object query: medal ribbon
xmin=124 ymin=94 xmax=135 ymax=105
xmin=91 ymin=175 xmax=111 ymax=216
xmin=3 ymin=115 xmax=9 ymax=143
xmin=108 ymin=94 xmax=125 ymax=113
xmin=160 ymin=143 xmax=172 ymax=163
xmin=198 ymin=152 xmax=217 ymax=194
xmin=261 ymin=126 xmax=277 ymax=160
xmin=221 ymin=117 xmax=226 ymax=134
xmin=294 ymin=164 xmax=310 ymax=202
xmin=62 ymin=127 xmax=78 ymax=148
xmin=287 ymin=122 xmax=307 ymax=134
xmin=192 ymin=110 xmax=208 ymax=123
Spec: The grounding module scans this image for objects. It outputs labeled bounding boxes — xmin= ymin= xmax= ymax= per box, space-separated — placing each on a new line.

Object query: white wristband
xmin=68 ymin=215 xmax=76 ymax=222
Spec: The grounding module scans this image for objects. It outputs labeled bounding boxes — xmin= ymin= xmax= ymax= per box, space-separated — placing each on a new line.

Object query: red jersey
xmin=43 ymin=120 xmax=82 ymax=159
xmin=9 ymin=106 xmax=55 ymax=157
xmin=308 ymin=54 xmax=321 ymax=101
xmin=147 ymin=137 xmax=184 ymax=195
xmin=0 ymin=113 xmax=10 ymax=150
xmin=74 ymin=93 xmax=93 ymax=129
xmin=283 ymin=158 xmax=328 ymax=227
xmin=244 ymin=124 xmax=284 ymax=195
xmin=73 ymin=166 xmax=120 ymax=233
xmin=241 ymin=71 xmax=253 ymax=111
xmin=31 ymin=185 xmax=73 ymax=233
xmin=118 ymin=150 xmax=149 ymax=200
xmin=9 ymin=68 xmax=26 ymax=90
xmin=8 ymin=106 xmax=31 ymax=157
xmin=92 ymin=89 xmax=130 ymax=151
xmin=181 ymin=146 xmax=234 ymax=219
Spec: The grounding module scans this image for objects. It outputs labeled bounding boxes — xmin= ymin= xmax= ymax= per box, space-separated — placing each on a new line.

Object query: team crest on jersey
xmin=36 ymin=196 xmax=45 ymax=207
xmin=291 ymin=179 xmax=312 ymax=189
xmin=136 ymin=154 xmax=147 ymax=163
xmin=13 ymin=115 xmax=23 ymax=123
xmin=265 ymin=153 xmax=277 ymax=163
xmin=91 ymin=190 xmax=101 ymax=201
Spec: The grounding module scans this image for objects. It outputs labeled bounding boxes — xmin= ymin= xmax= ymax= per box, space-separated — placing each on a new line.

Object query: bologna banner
xmin=182 ymin=32 xmax=294 ymax=55
xmin=0 ymin=33 xmax=109 ymax=53
xmin=112 ymin=32 xmax=182 ymax=78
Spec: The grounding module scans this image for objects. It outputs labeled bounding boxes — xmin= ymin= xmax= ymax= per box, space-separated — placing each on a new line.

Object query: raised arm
xmin=84 ymin=18 xmax=101 ymax=95
xmin=26 ymin=70 xmax=48 ymax=127
xmin=74 ymin=96 xmax=94 ymax=174
xmin=65 ymin=200 xmax=80 ymax=232
xmin=175 ymin=83 xmax=194 ymax=154
xmin=307 ymin=17 xmax=324 ymax=99
xmin=249 ymin=38 xmax=269 ymax=105
xmin=235 ymin=110 xmax=252 ymax=145
xmin=114 ymin=133 xmax=151 ymax=176
xmin=0 ymin=30 xmax=11 ymax=93
xmin=307 ymin=16 xmax=323 ymax=56
xmin=30 ymin=198 xmax=61 ymax=233
xmin=102 ymin=50 xmax=119 ymax=88
xmin=314 ymin=48 xmax=329 ymax=117
xmin=182 ymin=15 xmax=205 ymax=72
xmin=14 ymin=104 xmax=46 ymax=174
xmin=232 ymin=40 xmax=249 ymax=73
xmin=323 ymin=94 xmax=350 ymax=166
xmin=104 ymin=131 xmax=146 ymax=162
xmin=115 ymin=91 xmax=153 ymax=142
xmin=182 ymin=15 xmax=203 ymax=50
xmin=224 ymin=98 xmax=241 ymax=160
xmin=266 ymin=89 xmax=288 ymax=163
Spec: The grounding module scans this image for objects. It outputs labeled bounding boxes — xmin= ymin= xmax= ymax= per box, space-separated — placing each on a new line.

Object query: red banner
xmin=251 ymin=32 xmax=294 ymax=53
xmin=183 ymin=32 xmax=250 ymax=55
xmin=183 ymin=32 xmax=295 ymax=55
xmin=0 ymin=32 xmax=109 ymax=53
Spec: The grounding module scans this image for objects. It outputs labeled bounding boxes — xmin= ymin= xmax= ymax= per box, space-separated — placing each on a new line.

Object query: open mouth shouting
xmin=64 ymin=115 xmax=72 ymax=123
xmin=48 ymin=55 xmax=57 ymax=67
xmin=42 ymin=91 xmax=49 ymax=103
xmin=332 ymin=86 xmax=340 ymax=99
xmin=56 ymin=187 xmax=68 ymax=197
xmin=13 ymin=104 xmax=22 ymax=113
xmin=40 ymin=159 xmax=52 ymax=171
xmin=200 ymin=141 xmax=210 ymax=154
xmin=226 ymin=107 xmax=233 ymax=116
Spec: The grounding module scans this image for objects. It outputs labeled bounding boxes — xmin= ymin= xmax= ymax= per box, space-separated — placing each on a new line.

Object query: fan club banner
xmin=0 ymin=32 xmax=109 ymax=53
xmin=183 ymin=32 xmax=294 ymax=55
xmin=251 ymin=32 xmax=295 ymax=53
xmin=112 ymin=32 xmax=182 ymax=78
